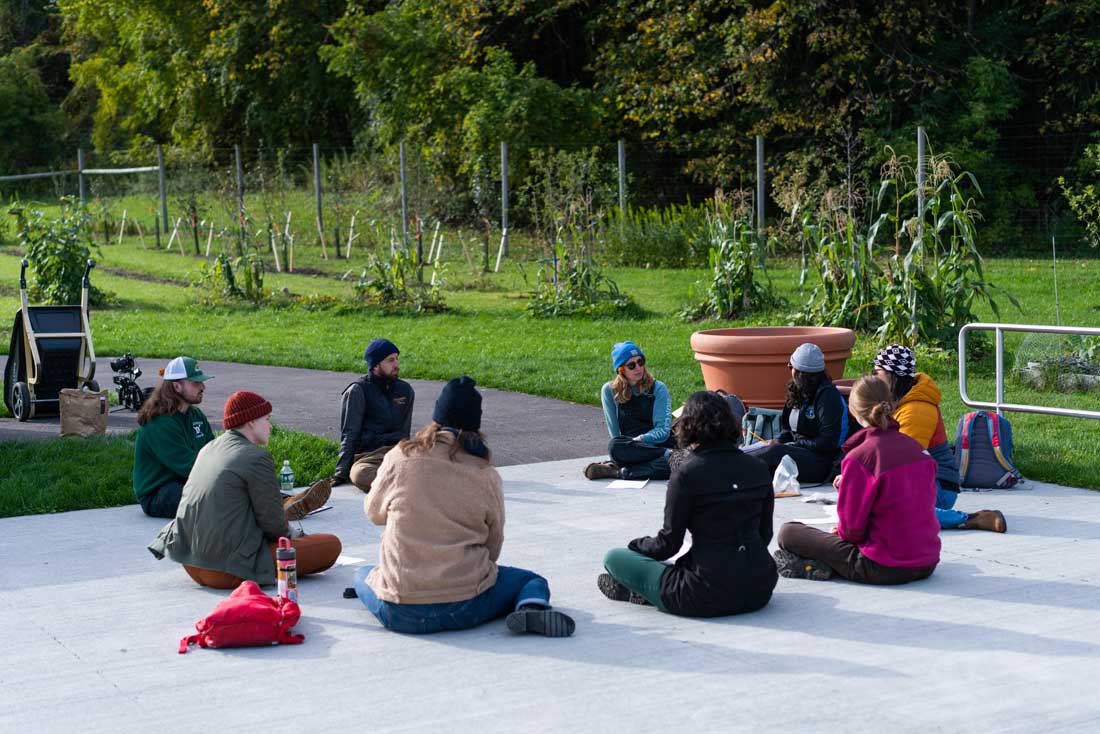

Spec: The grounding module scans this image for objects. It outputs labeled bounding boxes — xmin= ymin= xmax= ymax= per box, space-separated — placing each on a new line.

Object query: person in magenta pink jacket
xmin=774 ymin=376 xmax=940 ymax=584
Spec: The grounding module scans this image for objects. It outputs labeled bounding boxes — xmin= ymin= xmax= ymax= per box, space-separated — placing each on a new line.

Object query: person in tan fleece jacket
xmin=350 ymin=376 xmax=575 ymax=637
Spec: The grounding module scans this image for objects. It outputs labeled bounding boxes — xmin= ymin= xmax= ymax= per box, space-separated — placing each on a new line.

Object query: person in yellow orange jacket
xmin=872 ymin=344 xmax=1006 ymax=533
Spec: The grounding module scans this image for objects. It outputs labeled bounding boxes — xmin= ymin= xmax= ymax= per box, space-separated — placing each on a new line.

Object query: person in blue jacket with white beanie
xmin=584 ymin=341 xmax=676 ymax=481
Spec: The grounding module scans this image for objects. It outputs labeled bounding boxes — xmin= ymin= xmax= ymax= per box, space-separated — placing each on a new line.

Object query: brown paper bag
xmin=59 ymin=389 xmax=109 ymax=437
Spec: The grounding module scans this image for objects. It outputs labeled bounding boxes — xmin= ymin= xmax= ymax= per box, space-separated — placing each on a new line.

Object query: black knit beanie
xmin=432 ymin=376 xmax=482 ymax=431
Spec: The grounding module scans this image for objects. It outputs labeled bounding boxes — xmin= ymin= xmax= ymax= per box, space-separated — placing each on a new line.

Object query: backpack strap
xmin=179 ymin=634 xmax=200 ymax=654
xmin=836 ymin=394 xmax=850 ymax=447
xmin=957 ymin=411 xmax=978 ymax=483
xmin=985 ymin=413 xmax=1022 ymax=487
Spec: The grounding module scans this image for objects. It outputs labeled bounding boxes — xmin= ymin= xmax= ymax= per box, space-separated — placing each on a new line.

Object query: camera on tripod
xmin=110 ymin=353 xmax=153 ymax=411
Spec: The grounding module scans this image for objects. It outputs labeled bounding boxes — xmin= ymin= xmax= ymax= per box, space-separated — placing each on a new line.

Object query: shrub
xmin=793 ymin=149 xmax=1016 ymax=347
xmin=680 ymin=210 xmax=783 ymax=321
xmin=1059 ymin=143 xmax=1100 ymax=249
xmin=519 ymin=146 xmax=614 ymax=263
xmin=191 ymin=251 xmax=267 ymax=304
xmin=355 ymin=247 xmax=446 ymax=313
xmin=7 ymin=197 xmax=115 ymax=306
xmin=526 ymin=237 xmax=637 ymax=318
xmin=602 ymin=202 xmax=712 ymax=268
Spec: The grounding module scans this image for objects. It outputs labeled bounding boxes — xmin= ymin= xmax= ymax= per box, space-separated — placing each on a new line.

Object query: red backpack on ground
xmin=179 ymin=580 xmax=305 ymax=654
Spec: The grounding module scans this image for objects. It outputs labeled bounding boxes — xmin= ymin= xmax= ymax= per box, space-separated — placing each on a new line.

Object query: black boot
xmin=506 ymin=604 xmax=576 ymax=637
xmin=597 ymin=573 xmax=653 ymax=606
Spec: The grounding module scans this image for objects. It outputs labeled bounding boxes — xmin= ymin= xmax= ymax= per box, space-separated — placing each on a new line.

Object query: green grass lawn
xmin=0 ymin=425 xmax=337 ymax=518
xmin=2 ymin=230 xmax=1100 ymax=514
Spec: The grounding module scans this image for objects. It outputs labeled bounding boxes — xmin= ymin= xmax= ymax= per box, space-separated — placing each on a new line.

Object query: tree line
xmin=3 ymin=0 xmax=1100 ymax=247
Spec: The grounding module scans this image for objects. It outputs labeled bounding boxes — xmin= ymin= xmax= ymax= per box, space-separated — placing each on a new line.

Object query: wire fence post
xmin=399 ymin=140 xmax=409 ymax=249
xmin=312 ymin=142 xmax=324 ymax=249
xmin=77 ymin=148 xmax=86 ymax=205
xmin=617 ymin=140 xmax=626 ymax=212
xmin=234 ymin=144 xmax=245 ymax=253
xmin=500 ymin=141 xmax=509 ymax=258
xmin=157 ymin=145 xmax=168 ymax=233
xmin=917 ymin=126 xmax=926 ymax=242
xmin=755 ymin=134 xmax=765 ymax=263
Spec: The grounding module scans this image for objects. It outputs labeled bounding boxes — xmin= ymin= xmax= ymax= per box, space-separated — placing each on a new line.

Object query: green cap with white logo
xmin=160 ymin=356 xmax=213 ymax=382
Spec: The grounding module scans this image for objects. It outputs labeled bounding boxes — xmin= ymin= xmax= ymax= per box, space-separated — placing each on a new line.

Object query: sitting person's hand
xmin=289 ymin=525 xmax=307 ymax=539
xmin=832 ymin=474 xmax=842 ymax=490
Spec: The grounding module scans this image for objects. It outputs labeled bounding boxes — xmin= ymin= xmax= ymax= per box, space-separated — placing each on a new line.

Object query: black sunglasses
xmin=624 ymin=358 xmax=646 ymax=370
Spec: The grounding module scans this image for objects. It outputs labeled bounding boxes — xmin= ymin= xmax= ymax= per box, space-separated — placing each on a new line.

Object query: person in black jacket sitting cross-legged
xmin=598 ymin=390 xmax=778 ymax=618
xmin=335 ymin=338 xmax=415 ymax=492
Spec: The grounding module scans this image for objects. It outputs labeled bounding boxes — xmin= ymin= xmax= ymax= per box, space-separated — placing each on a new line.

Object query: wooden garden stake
xmin=177 ymin=218 xmax=187 ymax=256
xmin=135 ymin=221 xmax=147 ymax=249
xmin=117 ymin=210 xmax=127 ymax=246
xmin=166 ymin=217 xmax=182 ymax=252
xmin=459 ymin=233 xmax=475 ymax=273
xmin=205 ymin=222 xmax=215 ymax=256
xmin=346 ymin=210 xmax=359 ymax=259
xmin=428 ymin=221 xmax=441 ymax=262
xmin=269 ymin=228 xmax=282 ymax=273
xmin=430 ymin=234 xmax=445 ymax=286
xmin=494 ymin=228 xmax=508 ymax=273
xmin=317 ymin=216 xmax=329 ymax=260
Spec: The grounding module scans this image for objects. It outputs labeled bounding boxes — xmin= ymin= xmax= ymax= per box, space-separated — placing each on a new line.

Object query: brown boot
xmin=961 ymin=509 xmax=1007 ymax=533
xmin=584 ymin=461 xmax=621 ymax=480
xmin=283 ymin=477 xmax=334 ymax=521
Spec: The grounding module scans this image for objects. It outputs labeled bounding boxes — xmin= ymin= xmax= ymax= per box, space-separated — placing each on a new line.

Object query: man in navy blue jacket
xmin=335 ymin=339 xmax=415 ymax=492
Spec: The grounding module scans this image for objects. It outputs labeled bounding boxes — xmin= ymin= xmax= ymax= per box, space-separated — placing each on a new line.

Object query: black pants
xmin=139 ymin=480 xmax=184 ymax=518
xmin=777 ymin=522 xmax=936 ymax=585
xmin=608 ymin=436 xmax=673 ymax=480
xmin=755 ymin=442 xmax=837 ymax=484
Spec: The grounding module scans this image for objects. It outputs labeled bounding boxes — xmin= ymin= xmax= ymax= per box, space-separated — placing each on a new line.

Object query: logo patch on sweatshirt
xmin=806 ymin=407 xmax=816 ymax=419
xmin=193 ymin=422 xmax=205 ymax=438
xmin=393 ymin=396 xmax=407 ymax=405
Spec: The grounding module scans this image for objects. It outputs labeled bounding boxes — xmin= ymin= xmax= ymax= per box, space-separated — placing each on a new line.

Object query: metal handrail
xmin=958 ymin=322 xmax=1100 ymax=420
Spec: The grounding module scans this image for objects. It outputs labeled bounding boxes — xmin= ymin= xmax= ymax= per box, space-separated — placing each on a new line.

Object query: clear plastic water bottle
xmin=280 ymin=460 xmax=295 ymax=493
xmin=276 ymin=536 xmax=298 ymax=603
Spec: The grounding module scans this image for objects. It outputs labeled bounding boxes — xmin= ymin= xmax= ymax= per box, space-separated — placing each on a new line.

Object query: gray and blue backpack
xmin=955 ymin=410 xmax=1024 ymax=489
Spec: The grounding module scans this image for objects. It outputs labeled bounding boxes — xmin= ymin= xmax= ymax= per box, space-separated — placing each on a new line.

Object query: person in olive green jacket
xmin=133 ymin=356 xmax=216 ymax=518
xmin=148 ymin=391 xmax=341 ymax=589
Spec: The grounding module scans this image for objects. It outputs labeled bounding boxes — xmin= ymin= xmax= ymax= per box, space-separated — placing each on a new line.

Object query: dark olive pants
xmin=778 ymin=522 xmax=936 ymax=585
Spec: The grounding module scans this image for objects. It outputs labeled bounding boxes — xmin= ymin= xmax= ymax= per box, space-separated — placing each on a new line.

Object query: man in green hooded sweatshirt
xmin=132 ymin=356 xmax=215 ymax=518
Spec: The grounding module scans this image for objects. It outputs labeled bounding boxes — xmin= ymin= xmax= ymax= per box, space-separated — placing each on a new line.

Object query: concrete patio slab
xmin=1 ymin=458 xmax=1098 ymax=733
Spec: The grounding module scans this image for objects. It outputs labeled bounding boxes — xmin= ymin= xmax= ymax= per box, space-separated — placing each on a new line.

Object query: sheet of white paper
xmin=606 ymin=479 xmax=649 ymax=490
xmin=793 ymin=506 xmax=839 ymax=524
xmin=335 ymin=555 xmax=368 ymax=566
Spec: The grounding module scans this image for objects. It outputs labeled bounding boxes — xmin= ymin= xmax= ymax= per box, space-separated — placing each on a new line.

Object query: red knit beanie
xmin=223 ymin=390 xmax=273 ymax=429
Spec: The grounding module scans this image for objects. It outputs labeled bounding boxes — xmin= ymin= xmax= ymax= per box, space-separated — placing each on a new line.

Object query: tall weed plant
xmin=680 ymin=205 xmax=783 ymax=321
xmin=7 ymin=197 xmax=115 ymax=306
xmin=602 ymin=202 xmax=712 ymax=267
xmin=795 ymin=148 xmax=1016 ymax=346
xmin=526 ymin=228 xmax=637 ymax=318
xmin=356 ymin=247 xmax=446 ymax=313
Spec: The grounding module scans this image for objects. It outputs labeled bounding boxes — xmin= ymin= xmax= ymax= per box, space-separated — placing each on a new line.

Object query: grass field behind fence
xmin=1 ymin=228 xmax=1099 ymax=517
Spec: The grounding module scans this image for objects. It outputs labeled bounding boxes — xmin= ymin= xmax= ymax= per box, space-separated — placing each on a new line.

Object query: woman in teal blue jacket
xmin=584 ymin=341 xmax=675 ymax=481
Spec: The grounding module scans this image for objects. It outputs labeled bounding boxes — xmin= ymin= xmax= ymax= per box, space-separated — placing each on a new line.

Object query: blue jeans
xmin=139 ymin=480 xmax=184 ymax=518
xmin=936 ymin=484 xmax=968 ymax=529
xmin=354 ymin=565 xmax=551 ymax=634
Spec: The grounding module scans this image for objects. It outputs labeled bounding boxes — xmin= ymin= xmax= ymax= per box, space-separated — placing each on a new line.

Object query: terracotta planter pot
xmin=690 ymin=326 xmax=857 ymax=409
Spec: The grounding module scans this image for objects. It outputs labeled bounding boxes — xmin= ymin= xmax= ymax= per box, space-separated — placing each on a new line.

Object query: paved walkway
xmin=1 ymin=464 xmax=1097 ymax=732
xmin=0 ymin=357 xmax=608 ymax=466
